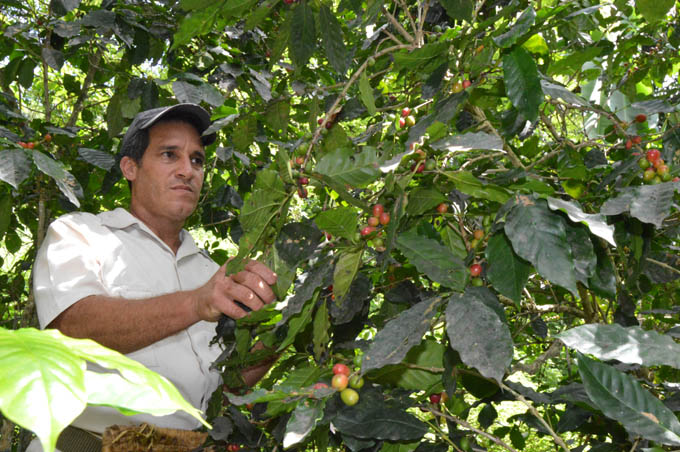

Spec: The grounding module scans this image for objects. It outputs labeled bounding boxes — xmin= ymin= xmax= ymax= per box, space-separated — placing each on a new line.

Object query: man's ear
xmin=120 ymin=156 xmax=138 ymax=182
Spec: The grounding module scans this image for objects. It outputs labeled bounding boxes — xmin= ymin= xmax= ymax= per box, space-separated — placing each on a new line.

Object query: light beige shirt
xmin=33 ymin=207 xmax=223 ymax=433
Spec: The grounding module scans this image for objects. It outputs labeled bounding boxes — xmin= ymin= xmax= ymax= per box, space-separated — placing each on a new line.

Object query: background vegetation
xmin=2 ymin=0 xmax=680 ymax=450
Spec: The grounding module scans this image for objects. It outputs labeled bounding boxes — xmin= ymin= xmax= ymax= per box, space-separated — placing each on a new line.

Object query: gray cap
xmin=121 ymin=103 xmax=217 ymax=148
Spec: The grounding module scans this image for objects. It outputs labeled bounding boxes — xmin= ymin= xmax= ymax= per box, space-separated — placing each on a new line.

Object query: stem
xmin=429 ymin=408 xmax=520 ymax=452
xmin=383 ymin=6 xmax=415 ymax=44
xmin=500 ymin=382 xmax=570 ymax=452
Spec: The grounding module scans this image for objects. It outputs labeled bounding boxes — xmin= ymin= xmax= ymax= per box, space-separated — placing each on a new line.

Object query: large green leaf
xmin=504 ymin=197 xmax=578 ymax=294
xmin=32 ymin=150 xmax=83 ymax=207
xmin=439 ymin=0 xmax=473 ymax=22
xmin=577 ymin=354 xmax=680 ymax=445
xmin=502 ymin=47 xmax=543 ymax=122
xmin=314 ymin=206 xmax=358 ymax=241
xmin=0 ymin=149 xmax=31 ymax=189
xmin=283 ymin=398 xmax=325 ymax=448
xmin=0 ymin=195 xmax=10 ymax=241
xmin=431 ymin=132 xmax=504 ymax=153
xmin=332 ymin=406 xmax=428 ymax=441
xmin=319 ymin=4 xmax=349 ymax=74
xmin=0 ymin=328 xmax=205 ymax=452
xmin=315 ymin=147 xmax=381 ymax=187
xmin=362 ymin=297 xmax=443 ymax=374
xmin=171 ymin=5 xmax=219 ymax=50
xmin=368 ymin=340 xmax=444 ymax=390
xmin=485 ymin=233 xmax=531 ymax=304
xmin=636 ymin=0 xmax=675 ymax=23
xmin=547 ymin=197 xmax=616 ymax=246
xmin=289 ymin=2 xmax=316 ymax=68
xmin=560 ymin=325 xmax=680 ymax=369
xmin=264 ymin=100 xmax=290 ymax=135
xmin=333 ymin=249 xmax=363 ymax=303
xmin=442 ymin=171 xmax=511 ymax=203
xmin=601 ymin=182 xmax=679 ymax=227
xmin=358 ymin=72 xmax=377 ymax=116
xmin=405 ymin=187 xmax=447 ymax=216
xmin=493 ymin=7 xmax=536 ymax=48
xmin=445 ymin=288 xmax=513 ymax=383
xmin=395 ymin=229 xmax=468 ymax=290
xmin=393 ymin=43 xmax=448 ymax=71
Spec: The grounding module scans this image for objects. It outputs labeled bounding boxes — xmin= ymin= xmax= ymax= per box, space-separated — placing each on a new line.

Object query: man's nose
xmin=175 ymin=156 xmax=194 ymax=179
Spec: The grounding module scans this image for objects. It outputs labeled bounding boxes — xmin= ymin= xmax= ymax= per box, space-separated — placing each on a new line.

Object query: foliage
xmin=0 ymin=327 xmax=207 ymax=452
xmin=1 ymin=0 xmax=680 ymax=450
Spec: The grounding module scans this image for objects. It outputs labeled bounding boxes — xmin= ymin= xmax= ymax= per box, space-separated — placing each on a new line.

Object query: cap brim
xmin=138 ymin=103 xmax=216 ymax=146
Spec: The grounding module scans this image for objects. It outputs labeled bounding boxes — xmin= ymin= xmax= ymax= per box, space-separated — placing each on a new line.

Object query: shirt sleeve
xmin=33 ymin=213 xmax=108 ymax=329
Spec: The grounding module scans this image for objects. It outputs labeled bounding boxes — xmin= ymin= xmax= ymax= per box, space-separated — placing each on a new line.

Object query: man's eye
xmin=162 ymin=151 xmax=175 ymax=158
xmin=192 ymin=156 xmax=205 ymax=166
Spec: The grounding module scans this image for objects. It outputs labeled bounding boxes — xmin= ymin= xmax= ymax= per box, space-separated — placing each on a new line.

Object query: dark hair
xmin=119 ymin=112 xmax=206 ymax=164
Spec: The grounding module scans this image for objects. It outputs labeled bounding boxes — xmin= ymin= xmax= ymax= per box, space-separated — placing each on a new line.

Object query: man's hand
xmin=193 ymin=260 xmax=277 ymax=322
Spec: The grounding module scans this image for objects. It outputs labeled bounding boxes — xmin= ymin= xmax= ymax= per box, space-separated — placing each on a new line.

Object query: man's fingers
xmin=220 ymin=277 xmax=265 ymax=311
xmin=244 ymin=260 xmax=278 ymax=285
xmin=233 ymin=270 xmax=276 ymax=304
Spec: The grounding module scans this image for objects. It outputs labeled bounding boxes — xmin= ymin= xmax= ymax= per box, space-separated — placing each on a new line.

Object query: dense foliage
xmin=2 ymin=0 xmax=680 ymax=451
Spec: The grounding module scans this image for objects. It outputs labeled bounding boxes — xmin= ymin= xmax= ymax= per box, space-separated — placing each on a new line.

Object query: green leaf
xmin=314 ymin=206 xmax=358 ymax=241
xmin=315 ymin=147 xmax=381 ymax=187
xmin=560 ymin=325 xmax=680 ymax=369
xmin=442 ymin=171 xmax=511 ymax=203
xmin=485 ymin=233 xmax=531 ymax=304
xmin=395 ymin=229 xmax=468 ymax=290
xmin=0 ymin=149 xmax=31 ymax=189
xmin=275 ymin=222 xmax=323 ymax=266
xmin=547 ymin=197 xmax=616 ymax=246
xmin=278 ymin=299 xmax=315 ymax=352
xmin=322 ymin=122 xmax=352 ymax=153
xmin=368 ymin=340 xmax=444 ymax=390
xmin=636 ymin=0 xmax=674 ymax=23
xmin=565 ymin=222 xmax=596 ymax=286
xmin=284 ymin=398 xmax=325 ymax=448
xmin=232 ymin=116 xmax=257 ymax=152
xmin=42 ymin=47 xmax=64 ymax=71
xmin=358 ymin=72 xmax=377 ymax=116
xmin=577 ymin=354 xmax=680 ymax=445
xmin=333 ymin=249 xmax=363 ymax=302
xmin=78 ymin=148 xmax=115 ymax=171
xmin=173 ymin=81 xmax=202 ymax=104
xmin=0 ymin=328 xmax=206 ymax=452
xmin=541 ymin=80 xmax=591 ymax=107
xmin=393 ymin=43 xmax=448 ymax=71
xmin=332 ymin=406 xmax=428 ymax=441
xmin=171 ymin=5 xmax=219 ymax=50
xmin=405 ymin=187 xmax=447 ymax=216
xmin=289 ymin=2 xmax=316 ymax=68
xmin=440 ymin=225 xmax=467 ymax=260
xmin=445 ymin=288 xmax=513 ymax=383
xmin=493 ymin=7 xmax=536 ymax=48
xmin=439 ymin=0 xmax=473 ymax=22
xmin=264 ymin=100 xmax=290 ymax=135
xmin=601 ymin=182 xmax=679 ymax=228
xmin=0 ymin=195 xmax=10 ymax=241
xmin=362 ymin=297 xmax=443 ymax=374
xmin=502 ymin=47 xmax=543 ymax=122
xmin=504 ymin=197 xmax=578 ymax=294
xmin=312 ymin=298 xmax=330 ymax=361
xmin=319 ymin=5 xmax=349 ymax=74
xmin=279 ymin=260 xmax=333 ymax=324
xmin=32 ymin=151 xmax=83 ymax=207
xmin=431 ymin=132 xmax=505 ymax=152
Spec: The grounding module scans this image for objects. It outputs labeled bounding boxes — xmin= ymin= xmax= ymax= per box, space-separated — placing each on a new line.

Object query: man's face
xmin=121 ymin=120 xmax=205 ymax=225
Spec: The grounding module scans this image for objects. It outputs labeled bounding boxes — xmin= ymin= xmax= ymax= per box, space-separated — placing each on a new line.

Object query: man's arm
xmin=49 ymin=260 xmax=277 ymax=354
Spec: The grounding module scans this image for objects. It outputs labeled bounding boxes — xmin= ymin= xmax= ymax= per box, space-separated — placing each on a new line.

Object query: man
xmin=28 ymin=103 xmax=277 ymax=452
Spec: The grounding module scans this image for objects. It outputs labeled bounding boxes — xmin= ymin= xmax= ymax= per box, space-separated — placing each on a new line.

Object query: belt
xmin=56 ymin=426 xmax=102 ymax=452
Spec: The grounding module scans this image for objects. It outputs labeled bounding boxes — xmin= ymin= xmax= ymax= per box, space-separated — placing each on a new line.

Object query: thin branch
xmin=382 ymin=7 xmax=415 ymax=44
xmin=396 ymin=0 xmax=418 ymax=42
xmin=67 ymin=47 xmax=104 ymax=128
xmin=646 ymin=258 xmax=680 ymax=276
xmin=500 ymin=382 xmax=570 ymax=452
xmin=429 ymin=408 xmax=520 ymax=452
xmin=305 ymin=43 xmax=414 ymax=161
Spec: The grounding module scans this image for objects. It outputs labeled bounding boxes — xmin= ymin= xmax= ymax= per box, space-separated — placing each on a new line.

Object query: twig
xmin=646 ymin=258 xmax=680 ymax=276
xmin=500 ymin=382 xmax=570 ymax=452
xmin=382 ymin=7 xmax=415 ymax=44
xmin=306 ymin=43 xmax=414 ymax=161
xmin=429 ymin=408 xmax=520 ymax=452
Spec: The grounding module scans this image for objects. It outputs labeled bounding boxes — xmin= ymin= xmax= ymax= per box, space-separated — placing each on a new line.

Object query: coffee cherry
xmin=368 ymin=216 xmax=379 ymax=227
xmin=401 ymin=107 xmax=411 ymax=117
xmin=635 ymin=113 xmax=647 ymax=123
xmin=646 ymin=149 xmax=661 ymax=163
xmin=349 ymin=375 xmax=364 ymax=389
xmin=429 ymin=393 xmax=441 ymax=404
xmin=469 ymin=264 xmax=482 ymax=277
xmin=379 ymin=212 xmax=390 ymax=225
xmin=473 ymin=229 xmax=484 ymax=240
xmin=372 ymin=204 xmax=384 ymax=218
xmin=340 ymin=388 xmax=359 ymax=406
xmin=436 ymin=203 xmax=447 ymax=213
xmin=332 ymin=374 xmax=349 ymax=390
xmin=360 ymin=226 xmax=375 ymax=237
xmin=333 ymin=363 xmax=351 ymax=376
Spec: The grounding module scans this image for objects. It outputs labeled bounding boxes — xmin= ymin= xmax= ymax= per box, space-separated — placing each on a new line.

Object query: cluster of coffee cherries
xmin=328 ymin=363 xmax=364 ymax=406
xmin=468 ymin=229 xmax=485 ymax=286
xmin=638 ymin=149 xmax=677 ymax=184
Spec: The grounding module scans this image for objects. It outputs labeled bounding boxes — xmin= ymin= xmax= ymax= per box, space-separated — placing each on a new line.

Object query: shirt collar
xmin=99 ymin=208 xmax=202 ymax=260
